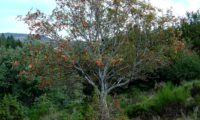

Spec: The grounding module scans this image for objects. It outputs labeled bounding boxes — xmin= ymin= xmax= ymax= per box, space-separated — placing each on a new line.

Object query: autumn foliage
xmin=18 ymin=0 xmax=188 ymax=120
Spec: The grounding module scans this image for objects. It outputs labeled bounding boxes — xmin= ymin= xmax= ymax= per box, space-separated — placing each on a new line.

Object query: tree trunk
xmin=100 ymin=93 xmax=110 ymax=120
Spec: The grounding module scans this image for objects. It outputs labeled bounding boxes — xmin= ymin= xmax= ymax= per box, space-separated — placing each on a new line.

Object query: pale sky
xmin=0 ymin=0 xmax=199 ymax=33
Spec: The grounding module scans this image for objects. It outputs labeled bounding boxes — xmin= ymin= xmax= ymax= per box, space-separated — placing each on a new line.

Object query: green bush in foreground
xmin=153 ymin=83 xmax=190 ymax=116
xmin=126 ymin=82 xmax=191 ymax=118
xmin=28 ymin=95 xmax=58 ymax=120
xmin=0 ymin=94 xmax=25 ymax=120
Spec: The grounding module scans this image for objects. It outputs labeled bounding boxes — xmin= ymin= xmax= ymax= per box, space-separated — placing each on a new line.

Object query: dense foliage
xmin=180 ymin=10 xmax=200 ymax=53
xmin=1 ymin=1 xmax=200 ymax=120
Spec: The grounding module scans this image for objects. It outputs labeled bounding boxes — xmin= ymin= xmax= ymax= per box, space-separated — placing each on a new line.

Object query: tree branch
xmin=107 ymin=77 xmax=130 ymax=93
xmin=74 ymin=64 xmax=100 ymax=94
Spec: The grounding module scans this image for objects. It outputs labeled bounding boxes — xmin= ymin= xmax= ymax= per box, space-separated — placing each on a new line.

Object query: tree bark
xmin=100 ymin=92 xmax=109 ymax=120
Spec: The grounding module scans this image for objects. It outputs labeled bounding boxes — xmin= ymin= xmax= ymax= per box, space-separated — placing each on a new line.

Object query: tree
xmin=0 ymin=34 xmax=22 ymax=49
xmin=21 ymin=0 xmax=181 ymax=119
xmin=0 ymin=34 xmax=6 ymax=40
xmin=180 ymin=10 xmax=200 ymax=53
xmin=0 ymin=34 xmax=6 ymax=47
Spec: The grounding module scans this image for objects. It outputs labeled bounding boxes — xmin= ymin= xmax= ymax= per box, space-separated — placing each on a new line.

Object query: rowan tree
xmin=21 ymin=0 xmax=182 ymax=119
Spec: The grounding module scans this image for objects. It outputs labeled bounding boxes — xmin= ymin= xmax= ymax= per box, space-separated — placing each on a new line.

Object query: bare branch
xmin=107 ymin=77 xmax=130 ymax=93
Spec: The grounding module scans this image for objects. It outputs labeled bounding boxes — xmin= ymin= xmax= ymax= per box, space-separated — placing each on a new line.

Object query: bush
xmin=159 ymin=52 xmax=200 ymax=84
xmin=28 ymin=95 xmax=58 ymax=120
xmin=153 ymin=83 xmax=190 ymax=114
xmin=125 ymin=88 xmax=156 ymax=118
xmin=126 ymin=96 xmax=155 ymax=118
xmin=126 ymin=83 xmax=191 ymax=118
xmin=185 ymin=80 xmax=200 ymax=104
xmin=0 ymin=94 xmax=25 ymax=120
xmin=56 ymin=101 xmax=85 ymax=120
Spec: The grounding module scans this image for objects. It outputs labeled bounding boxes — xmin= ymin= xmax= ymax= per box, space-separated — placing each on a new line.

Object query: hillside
xmin=0 ymin=33 xmax=50 ymax=42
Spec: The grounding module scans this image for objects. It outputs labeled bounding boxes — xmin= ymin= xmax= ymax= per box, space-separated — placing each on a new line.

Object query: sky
xmin=0 ymin=0 xmax=200 ymax=33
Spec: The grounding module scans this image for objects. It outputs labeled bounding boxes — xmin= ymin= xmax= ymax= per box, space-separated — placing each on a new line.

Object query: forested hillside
xmin=1 ymin=0 xmax=200 ymax=120
xmin=0 ymin=33 xmax=51 ymax=42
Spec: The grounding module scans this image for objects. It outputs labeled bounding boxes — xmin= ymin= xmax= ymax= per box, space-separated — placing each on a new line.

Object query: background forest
xmin=1 ymin=0 xmax=200 ymax=120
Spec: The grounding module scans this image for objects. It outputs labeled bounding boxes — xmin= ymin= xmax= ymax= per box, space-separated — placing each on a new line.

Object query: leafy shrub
xmin=58 ymin=101 xmax=85 ymax=120
xmin=159 ymin=52 xmax=200 ymax=84
xmin=185 ymin=80 xmax=200 ymax=104
xmin=28 ymin=95 xmax=59 ymax=120
xmin=28 ymin=94 xmax=85 ymax=120
xmin=153 ymin=83 xmax=190 ymax=114
xmin=126 ymin=83 xmax=191 ymax=118
xmin=28 ymin=95 xmax=69 ymax=120
xmin=0 ymin=94 xmax=25 ymax=120
xmin=125 ymin=88 xmax=156 ymax=118
xmin=126 ymin=96 xmax=155 ymax=118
